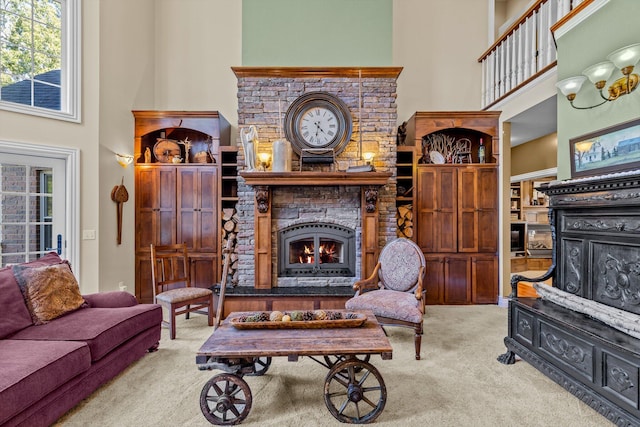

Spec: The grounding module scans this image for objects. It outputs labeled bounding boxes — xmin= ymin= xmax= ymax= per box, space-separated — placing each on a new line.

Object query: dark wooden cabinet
xmin=416 ymin=166 xmax=498 ymax=304
xmin=135 ymin=166 xmax=177 ymax=251
xmin=133 ymin=111 xmax=231 ymax=303
xmin=416 ymin=167 xmax=457 ymax=253
xmin=177 ymin=167 xmax=219 ymax=252
xmin=458 ymin=166 xmax=498 ymax=253
xmin=405 ymin=111 xmax=500 ymax=304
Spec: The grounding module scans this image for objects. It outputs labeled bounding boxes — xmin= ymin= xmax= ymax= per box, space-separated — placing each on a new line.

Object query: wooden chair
xmin=345 ymin=238 xmax=426 ymax=359
xmin=150 ymin=242 xmax=214 ymax=339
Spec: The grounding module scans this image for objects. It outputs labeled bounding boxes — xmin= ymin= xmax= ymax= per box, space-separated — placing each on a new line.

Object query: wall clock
xmin=284 ymin=91 xmax=352 ymax=162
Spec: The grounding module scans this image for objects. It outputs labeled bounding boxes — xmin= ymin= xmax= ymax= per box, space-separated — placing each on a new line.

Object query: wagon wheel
xmin=200 ymin=373 xmax=252 ymax=425
xmin=323 ymin=359 xmax=387 ymax=424
xmin=248 ymin=356 xmax=272 ymax=376
xmin=323 ymin=355 xmax=370 ymax=372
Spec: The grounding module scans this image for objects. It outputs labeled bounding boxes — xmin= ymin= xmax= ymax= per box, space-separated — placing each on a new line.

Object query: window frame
xmin=0 ymin=0 xmax=81 ymax=122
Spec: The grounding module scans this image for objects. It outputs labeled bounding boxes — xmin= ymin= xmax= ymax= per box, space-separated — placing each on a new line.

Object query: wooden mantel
xmin=231 ymin=66 xmax=403 ymax=79
xmin=239 ymin=171 xmax=392 ymax=289
xmin=240 ymin=171 xmax=392 ymax=186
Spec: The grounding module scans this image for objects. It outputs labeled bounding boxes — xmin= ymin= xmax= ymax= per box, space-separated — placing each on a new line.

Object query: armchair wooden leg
xmin=414 ymin=323 xmax=423 ymax=360
xmin=185 ymin=304 xmax=191 ymax=320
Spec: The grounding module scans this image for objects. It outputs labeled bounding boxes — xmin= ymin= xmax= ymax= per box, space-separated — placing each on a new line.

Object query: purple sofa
xmin=0 ymin=253 xmax=162 ymax=427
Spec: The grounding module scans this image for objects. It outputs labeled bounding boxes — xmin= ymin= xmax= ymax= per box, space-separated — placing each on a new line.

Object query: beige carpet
xmin=56 ymin=305 xmax=612 ymax=426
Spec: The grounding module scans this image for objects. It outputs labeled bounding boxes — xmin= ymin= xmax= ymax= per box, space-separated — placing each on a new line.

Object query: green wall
xmin=242 ymin=0 xmax=392 ymax=66
xmin=556 ymin=0 xmax=640 ymax=179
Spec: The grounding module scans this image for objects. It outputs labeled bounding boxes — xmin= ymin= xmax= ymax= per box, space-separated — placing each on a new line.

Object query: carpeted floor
xmin=55 ymin=305 xmax=612 ymax=426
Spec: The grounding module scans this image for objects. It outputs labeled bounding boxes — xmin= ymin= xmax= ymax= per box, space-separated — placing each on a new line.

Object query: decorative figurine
xmin=240 ymin=125 xmax=259 ymax=171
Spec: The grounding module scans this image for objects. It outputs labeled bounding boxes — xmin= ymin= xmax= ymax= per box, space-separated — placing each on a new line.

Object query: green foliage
xmin=1 ymin=0 xmax=62 ymax=86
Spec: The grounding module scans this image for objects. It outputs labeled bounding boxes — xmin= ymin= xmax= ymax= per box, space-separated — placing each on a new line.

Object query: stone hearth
xmin=233 ymin=67 xmax=402 ymax=289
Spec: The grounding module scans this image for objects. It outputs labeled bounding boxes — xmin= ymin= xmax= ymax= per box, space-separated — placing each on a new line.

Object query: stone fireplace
xmin=233 ymin=67 xmax=402 ymax=289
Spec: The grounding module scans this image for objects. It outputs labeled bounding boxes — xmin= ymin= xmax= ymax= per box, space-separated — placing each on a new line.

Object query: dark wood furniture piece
xmin=150 ymin=242 xmax=214 ymax=339
xmin=196 ymin=309 xmax=392 ymax=425
xmin=133 ymin=111 xmax=233 ymax=303
xmin=403 ymin=111 xmax=500 ymax=304
xmin=346 ymin=238 xmax=426 ymax=360
xmin=500 ymin=171 xmax=640 ymax=425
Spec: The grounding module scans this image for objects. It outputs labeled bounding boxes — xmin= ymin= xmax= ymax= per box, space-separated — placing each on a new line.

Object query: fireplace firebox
xmin=278 ymin=223 xmax=355 ymax=277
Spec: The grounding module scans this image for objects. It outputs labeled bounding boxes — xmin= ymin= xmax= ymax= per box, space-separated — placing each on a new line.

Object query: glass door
xmin=0 ymin=153 xmax=66 ymax=266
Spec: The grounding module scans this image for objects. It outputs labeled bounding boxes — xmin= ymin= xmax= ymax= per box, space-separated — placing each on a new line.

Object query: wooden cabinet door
xmin=457 ymin=166 xmax=498 ymax=253
xmin=177 ymin=167 xmax=219 ymax=252
xmin=424 ymin=256 xmax=445 ymax=304
xmin=472 ymin=255 xmax=498 ymax=303
xmin=135 ymin=166 xmax=176 ymax=252
xmin=443 ymin=256 xmax=471 ymax=304
xmin=416 ymin=168 xmax=437 ymax=252
xmin=190 ymin=254 xmax=218 ymax=289
xmin=457 ymin=167 xmax=478 ymax=252
xmin=475 ymin=167 xmax=498 ymax=252
xmin=416 ymin=167 xmax=457 ymax=253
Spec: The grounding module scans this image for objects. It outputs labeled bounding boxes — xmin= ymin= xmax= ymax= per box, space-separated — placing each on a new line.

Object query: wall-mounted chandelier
xmin=556 ymin=43 xmax=640 ymax=110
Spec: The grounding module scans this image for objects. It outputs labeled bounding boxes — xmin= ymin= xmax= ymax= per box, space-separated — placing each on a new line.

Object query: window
xmin=0 ymin=0 xmax=80 ymax=122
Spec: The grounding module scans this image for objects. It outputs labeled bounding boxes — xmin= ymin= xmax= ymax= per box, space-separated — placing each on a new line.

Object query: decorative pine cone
xmin=302 ymin=310 xmax=315 ymax=321
xmin=326 ymin=311 xmax=343 ymax=320
xmin=313 ymin=310 xmax=327 ymax=320
xmin=269 ymin=310 xmax=284 ymax=321
xmin=256 ymin=312 xmax=269 ymax=322
xmin=345 ymin=312 xmax=359 ymax=319
xmin=238 ymin=315 xmax=249 ymax=322
xmin=290 ymin=310 xmax=304 ymax=321
xmin=245 ymin=314 xmax=259 ymax=322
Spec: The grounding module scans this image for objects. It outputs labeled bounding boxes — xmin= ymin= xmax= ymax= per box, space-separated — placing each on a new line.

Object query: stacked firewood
xmin=396 ymin=204 xmax=413 ymax=238
xmin=221 ymin=208 xmax=239 ymax=285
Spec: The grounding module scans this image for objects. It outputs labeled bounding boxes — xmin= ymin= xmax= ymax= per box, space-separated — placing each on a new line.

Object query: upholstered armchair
xmin=345 ymin=238 xmax=426 ymax=359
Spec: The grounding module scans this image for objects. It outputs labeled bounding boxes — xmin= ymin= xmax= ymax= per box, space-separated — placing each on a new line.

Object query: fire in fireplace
xmin=278 ymin=223 xmax=355 ymax=277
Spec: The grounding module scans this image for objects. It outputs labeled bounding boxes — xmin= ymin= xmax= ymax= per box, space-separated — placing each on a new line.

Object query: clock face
xmin=298 ymin=107 xmax=339 ymax=146
xmin=284 ymin=92 xmax=353 ymax=160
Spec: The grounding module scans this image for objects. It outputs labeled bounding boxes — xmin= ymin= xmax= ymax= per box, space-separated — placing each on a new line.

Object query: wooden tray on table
xmin=229 ymin=311 xmax=366 ymax=330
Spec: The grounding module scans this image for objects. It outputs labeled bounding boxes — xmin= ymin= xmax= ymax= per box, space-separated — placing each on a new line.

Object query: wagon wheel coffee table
xmin=196 ymin=309 xmax=393 ymax=425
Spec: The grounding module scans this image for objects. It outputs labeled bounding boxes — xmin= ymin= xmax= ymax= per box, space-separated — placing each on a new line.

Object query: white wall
xmin=393 ymin=0 xmax=489 ymax=122
xmin=97 ymin=0 xmax=156 ymax=294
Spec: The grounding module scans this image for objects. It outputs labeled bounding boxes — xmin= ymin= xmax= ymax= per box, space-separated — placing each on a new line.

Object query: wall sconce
xmin=258 ymin=152 xmax=271 ymax=171
xmin=556 ymin=43 xmax=640 ymax=109
xmin=115 ymin=153 xmax=134 ymax=167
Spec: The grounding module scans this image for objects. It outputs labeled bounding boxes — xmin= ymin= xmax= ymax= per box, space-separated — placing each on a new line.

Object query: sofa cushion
xmin=9 ymin=304 xmax=163 ymax=361
xmin=0 ymin=266 xmax=33 ymax=339
xmin=0 ymin=339 xmax=91 ymax=425
xmin=13 ymin=262 xmax=87 ymax=325
xmin=0 ymin=252 xmax=68 ymax=339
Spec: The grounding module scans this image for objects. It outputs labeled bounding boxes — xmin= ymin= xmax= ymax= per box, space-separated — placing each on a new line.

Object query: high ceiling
xmin=509 ymin=96 xmax=557 ymax=147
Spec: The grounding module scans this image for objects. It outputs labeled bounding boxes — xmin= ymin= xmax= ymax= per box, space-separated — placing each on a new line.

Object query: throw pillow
xmin=12 ymin=263 xmax=86 ymax=325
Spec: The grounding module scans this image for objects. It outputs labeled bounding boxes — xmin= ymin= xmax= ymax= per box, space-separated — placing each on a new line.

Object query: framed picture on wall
xmin=570 ymin=117 xmax=640 ymax=179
